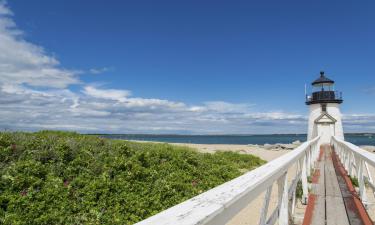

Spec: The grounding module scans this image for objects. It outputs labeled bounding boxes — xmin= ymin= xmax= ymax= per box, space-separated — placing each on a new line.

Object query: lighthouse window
xmin=322 ymin=104 xmax=327 ymax=112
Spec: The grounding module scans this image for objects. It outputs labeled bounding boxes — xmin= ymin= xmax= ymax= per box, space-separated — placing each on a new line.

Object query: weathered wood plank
xmin=310 ymin=195 xmax=325 ymax=225
xmin=325 ymin=147 xmax=349 ymax=225
xmin=325 ymin=149 xmax=342 ymax=197
xmin=310 ymin=150 xmax=326 ymax=225
xmin=315 ymin=160 xmax=325 ymax=197
xmin=326 ymin=196 xmax=350 ymax=225
xmin=310 ymin=145 xmax=350 ymax=225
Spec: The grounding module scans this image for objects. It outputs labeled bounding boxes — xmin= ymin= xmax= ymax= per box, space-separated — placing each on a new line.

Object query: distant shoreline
xmin=91 ymin=133 xmax=375 ymax=136
xmin=98 ymin=133 xmax=375 ymax=146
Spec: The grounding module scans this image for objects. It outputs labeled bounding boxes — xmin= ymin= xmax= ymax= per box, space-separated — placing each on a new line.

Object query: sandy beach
xmin=170 ymin=142 xmax=298 ymax=161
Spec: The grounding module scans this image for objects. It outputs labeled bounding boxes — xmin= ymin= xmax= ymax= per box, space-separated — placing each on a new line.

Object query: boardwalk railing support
xmin=136 ymin=136 xmax=320 ymax=225
xmin=277 ymin=173 xmax=289 ymax=225
xmin=258 ymin=186 xmax=272 ymax=225
xmin=332 ymin=136 xmax=375 ymax=208
xmin=300 ymin=156 xmax=309 ymax=205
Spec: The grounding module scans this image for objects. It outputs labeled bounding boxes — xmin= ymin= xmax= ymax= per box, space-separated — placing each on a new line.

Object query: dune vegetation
xmin=0 ymin=131 xmax=265 ymax=225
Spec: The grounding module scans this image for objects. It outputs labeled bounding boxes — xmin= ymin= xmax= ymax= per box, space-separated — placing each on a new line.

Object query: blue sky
xmin=0 ymin=0 xmax=374 ymax=134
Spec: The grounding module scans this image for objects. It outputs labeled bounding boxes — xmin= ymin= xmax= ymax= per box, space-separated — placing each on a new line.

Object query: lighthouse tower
xmin=306 ymin=71 xmax=344 ymax=144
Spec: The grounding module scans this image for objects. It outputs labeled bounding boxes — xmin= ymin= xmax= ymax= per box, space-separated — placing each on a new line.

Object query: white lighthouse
xmin=306 ymin=71 xmax=344 ymax=144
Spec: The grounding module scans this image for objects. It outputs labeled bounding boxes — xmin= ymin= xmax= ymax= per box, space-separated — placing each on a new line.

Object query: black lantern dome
xmin=312 ymin=71 xmax=334 ymax=86
xmin=306 ymin=71 xmax=343 ymax=105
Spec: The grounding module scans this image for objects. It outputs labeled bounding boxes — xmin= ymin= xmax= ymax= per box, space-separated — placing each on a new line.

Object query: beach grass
xmin=0 ymin=131 xmax=265 ymax=225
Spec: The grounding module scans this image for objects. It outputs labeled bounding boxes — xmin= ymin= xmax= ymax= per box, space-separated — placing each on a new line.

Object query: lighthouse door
xmin=318 ymin=124 xmax=334 ymax=144
xmin=314 ymin=112 xmax=337 ymax=144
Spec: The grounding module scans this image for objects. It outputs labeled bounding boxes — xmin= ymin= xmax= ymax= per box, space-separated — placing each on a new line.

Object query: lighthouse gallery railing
xmin=332 ymin=136 xmax=375 ymax=207
xmin=136 ymin=136 xmax=320 ymax=225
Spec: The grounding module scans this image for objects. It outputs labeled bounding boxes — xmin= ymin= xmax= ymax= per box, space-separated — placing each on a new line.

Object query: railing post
xmin=291 ymin=188 xmax=296 ymax=216
xmin=364 ymin=162 xmax=375 ymax=197
xmin=358 ymin=159 xmax=368 ymax=206
xmin=291 ymin=160 xmax=300 ymax=219
xmin=343 ymin=146 xmax=347 ymax=170
xmin=348 ymin=152 xmax=353 ymax=177
xmin=306 ymin=151 xmax=311 ymax=177
xmin=312 ymin=144 xmax=316 ymax=163
xmin=365 ymin=162 xmax=373 ymax=183
xmin=291 ymin=168 xmax=297 ymax=219
xmin=259 ymin=186 xmax=272 ymax=225
xmin=278 ymin=173 xmax=288 ymax=225
xmin=341 ymin=144 xmax=345 ymax=163
xmin=338 ymin=142 xmax=342 ymax=162
xmin=345 ymin=147 xmax=350 ymax=172
xmin=354 ymin=155 xmax=360 ymax=178
xmin=337 ymin=142 xmax=341 ymax=161
xmin=300 ymin=157 xmax=308 ymax=204
xmin=342 ymin=146 xmax=346 ymax=167
xmin=309 ymin=146 xmax=313 ymax=169
xmin=347 ymin=149 xmax=351 ymax=173
xmin=339 ymin=143 xmax=343 ymax=162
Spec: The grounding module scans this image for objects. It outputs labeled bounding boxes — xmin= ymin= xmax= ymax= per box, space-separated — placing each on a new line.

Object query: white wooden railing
xmin=332 ymin=136 xmax=375 ymax=207
xmin=136 ymin=136 xmax=320 ymax=225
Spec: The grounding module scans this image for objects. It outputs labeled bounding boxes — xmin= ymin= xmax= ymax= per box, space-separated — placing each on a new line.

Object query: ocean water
xmin=101 ymin=133 xmax=375 ymax=146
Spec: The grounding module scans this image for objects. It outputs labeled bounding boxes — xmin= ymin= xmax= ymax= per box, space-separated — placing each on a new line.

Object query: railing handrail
xmin=332 ymin=136 xmax=375 ymax=168
xmin=136 ymin=136 xmax=320 ymax=225
xmin=331 ymin=135 xmax=375 ymax=210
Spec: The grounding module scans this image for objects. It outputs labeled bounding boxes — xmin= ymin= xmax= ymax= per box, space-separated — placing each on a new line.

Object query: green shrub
xmin=0 ymin=131 xmax=265 ymax=224
xmin=349 ymin=176 xmax=359 ymax=187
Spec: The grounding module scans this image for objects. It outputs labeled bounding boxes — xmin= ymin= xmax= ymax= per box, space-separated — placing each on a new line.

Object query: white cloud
xmin=0 ymin=1 xmax=79 ymax=88
xmin=0 ymin=82 xmax=309 ymax=133
xmin=83 ymin=86 xmax=131 ymax=102
xmin=203 ymin=101 xmax=254 ymax=113
xmin=121 ymin=97 xmax=186 ymax=110
xmin=89 ymin=67 xmax=112 ymax=74
xmin=2 ymin=80 xmax=375 ymax=133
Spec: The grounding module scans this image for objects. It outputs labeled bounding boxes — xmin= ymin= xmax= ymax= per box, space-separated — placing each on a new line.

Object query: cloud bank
xmin=0 ymin=1 xmax=374 ymax=134
xmin=0 ymin=3 xmax=79 ymax=89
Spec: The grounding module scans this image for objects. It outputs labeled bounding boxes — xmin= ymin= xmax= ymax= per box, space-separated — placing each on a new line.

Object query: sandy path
xmin=170 ymin=143 xmax=290 ymax=161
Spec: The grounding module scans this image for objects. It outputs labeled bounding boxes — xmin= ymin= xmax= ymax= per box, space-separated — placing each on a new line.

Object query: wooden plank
xmin=326 ymin=196 xmax=350 ymax=225
xmin=310 ymin=152 xmax=326 ymax=225
xmin=310 ymin=145 xmax=351 ymax=225
xmin=337 ymin=174 xmax=363 ymax=225
xmin=314 ymin=159 xmax=325 ymax=197
xmin=325 ymin=150 xmax=341 ymax=197
xmin=325 ymin=147 xmax=350 ymax=225
xmin=310 ymin=195 xmax=325 ymax=225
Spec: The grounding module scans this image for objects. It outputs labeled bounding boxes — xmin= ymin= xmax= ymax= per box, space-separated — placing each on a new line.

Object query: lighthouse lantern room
xmin=306 ymin=71 xmax=344 ymax=144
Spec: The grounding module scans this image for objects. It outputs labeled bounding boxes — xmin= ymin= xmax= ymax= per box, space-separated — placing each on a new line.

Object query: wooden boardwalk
xmin=302 ymin=145 xmax=373 ymax=225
